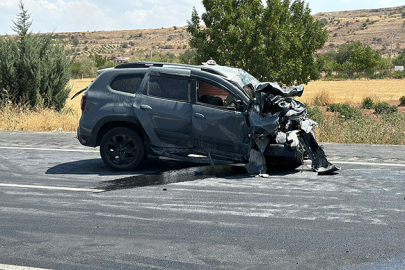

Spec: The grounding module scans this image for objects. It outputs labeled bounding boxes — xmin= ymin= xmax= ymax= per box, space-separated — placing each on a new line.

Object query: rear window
xmin=147 ymin=75 xmax=190 ymax=102
xmin=110 ymin=73 xmax=145 ymax=94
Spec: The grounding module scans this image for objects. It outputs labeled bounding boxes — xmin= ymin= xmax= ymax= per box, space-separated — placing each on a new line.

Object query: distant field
xmin=300 ymin=79 xmax=405 ymax=106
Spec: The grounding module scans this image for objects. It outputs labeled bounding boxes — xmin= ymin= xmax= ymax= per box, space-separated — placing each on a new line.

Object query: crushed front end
xmin=246 ymin=82 xmax=339 ymax=175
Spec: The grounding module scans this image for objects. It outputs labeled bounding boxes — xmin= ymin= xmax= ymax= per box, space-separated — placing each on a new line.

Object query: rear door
xmin=134 ymin=68 xmax=193 ymax=148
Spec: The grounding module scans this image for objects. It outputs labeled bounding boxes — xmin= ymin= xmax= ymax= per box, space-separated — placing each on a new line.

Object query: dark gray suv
xmin=76 ymin=61 xmax=338 ymax=174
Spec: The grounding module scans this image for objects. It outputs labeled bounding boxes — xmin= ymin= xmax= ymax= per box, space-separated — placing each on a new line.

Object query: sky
xmin=0 ymin=0 xmax=405 ymax=34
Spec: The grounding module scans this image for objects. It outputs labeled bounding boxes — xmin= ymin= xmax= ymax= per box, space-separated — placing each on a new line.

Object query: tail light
xmin=81 ymin=93 xmax=87 ymax=111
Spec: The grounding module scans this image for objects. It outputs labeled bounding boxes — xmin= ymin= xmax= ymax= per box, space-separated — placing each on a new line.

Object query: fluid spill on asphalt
xmin=97 ymin=164 xmax=247 ymax=192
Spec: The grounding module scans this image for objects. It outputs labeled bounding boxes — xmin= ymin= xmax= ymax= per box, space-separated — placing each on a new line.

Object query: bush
xmin=306 ymin=105 xmax=324 ymax=123
xmin=312 ymin=90 xmax=333 ymax=106
xmin=327 ymin=103 xmax=362 ymax=119
xmin=353 ymin=73 xmax=364 ymax=80
xmin=361 ymin=97 xmax=374 ymax=109
xmin=369 ymin=73 xmax=384 ymax=80
xmin=400 ymin=96 xmax=405 ymax=106
xmin=392 ymin=71 xmax=405 ymax=79
xmin=374 ymin=102 xmax=398 ymax=114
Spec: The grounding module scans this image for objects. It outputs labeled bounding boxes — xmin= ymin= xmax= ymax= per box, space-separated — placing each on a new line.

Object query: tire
xmin=264 ymin=144 xmax=303 ymax=171
xmin=100 ymin=127 xmax=144 ymax=171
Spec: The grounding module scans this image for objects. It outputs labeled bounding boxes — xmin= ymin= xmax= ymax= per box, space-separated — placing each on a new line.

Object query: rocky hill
xmin=48 ymin=5 xmax=405 ymax=61
xmin=314 ymin=5 xmax=405 ymax=56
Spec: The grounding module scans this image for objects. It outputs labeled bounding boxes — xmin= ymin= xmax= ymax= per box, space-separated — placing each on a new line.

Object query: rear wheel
xmin=100 ymin=127 xmax=144 ymax=170
xmin=264 ymin=144 xmax=303 ymax=171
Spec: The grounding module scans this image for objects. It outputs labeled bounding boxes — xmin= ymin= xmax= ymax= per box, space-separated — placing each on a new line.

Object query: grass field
xmin=1 ymin=78 xmax=405 ymax=144
xmin=300 ymin=79 xmax=405 ymax=106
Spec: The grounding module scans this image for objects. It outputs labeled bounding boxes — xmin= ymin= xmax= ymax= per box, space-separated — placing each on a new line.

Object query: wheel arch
xmin=92 ymin=116 xmax=149 ymax=146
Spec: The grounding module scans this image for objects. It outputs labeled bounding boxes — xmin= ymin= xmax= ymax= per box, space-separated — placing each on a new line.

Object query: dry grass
xmin=313 ymin=111 xmax=405 ymax=145
xmin=299 ymin=79 xmax=405 ymax=106
xmin=0 ymin=78 xmax=92 ymax=132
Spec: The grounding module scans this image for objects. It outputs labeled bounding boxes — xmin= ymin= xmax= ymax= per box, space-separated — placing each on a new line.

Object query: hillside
xmin=43 ymin=5 xmax=405 ymax=60
xmin=314 ymin=5 xmax=405 ymax=56
xmin=53 ymin=27 xmax=192 ymax=61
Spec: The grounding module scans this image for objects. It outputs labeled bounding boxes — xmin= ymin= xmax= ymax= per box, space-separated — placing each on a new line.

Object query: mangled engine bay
xmin=245 ymin=82 xmax=339 ymax=175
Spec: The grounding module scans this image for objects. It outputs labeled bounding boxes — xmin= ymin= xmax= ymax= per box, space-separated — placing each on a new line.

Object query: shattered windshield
xmin=207 ymin=66 xmax=260 ymax=90
xmin=230 ymin=69 xmax=260 ymax=90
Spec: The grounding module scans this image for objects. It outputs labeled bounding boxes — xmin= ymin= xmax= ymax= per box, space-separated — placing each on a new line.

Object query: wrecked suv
xmin=76 ymin=61 xmax=338 ymax=174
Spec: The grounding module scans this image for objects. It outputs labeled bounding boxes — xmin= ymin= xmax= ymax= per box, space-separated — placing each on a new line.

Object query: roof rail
xmin=115 ymin=62 xmax=164 ymax=69
xmin=114 ymin=61 xmax=228 ymax=78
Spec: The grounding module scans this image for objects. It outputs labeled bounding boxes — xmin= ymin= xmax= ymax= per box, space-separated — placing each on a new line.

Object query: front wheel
xmin=100 ymin=127 xmax=144 ymax=171
xmin=264 ymin=144 xmax=303 ymax=171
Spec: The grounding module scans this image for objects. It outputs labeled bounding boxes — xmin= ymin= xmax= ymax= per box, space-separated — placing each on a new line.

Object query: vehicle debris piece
xmin=245 ymin=149 xmax=267 ymax=175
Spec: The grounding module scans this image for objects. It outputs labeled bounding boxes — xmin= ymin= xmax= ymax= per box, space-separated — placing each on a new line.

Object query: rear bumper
xmin=77 ymin=127 xmax=97 ymax=147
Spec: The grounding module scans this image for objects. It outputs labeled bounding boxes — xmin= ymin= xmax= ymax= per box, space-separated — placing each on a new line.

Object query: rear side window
xmin=110 ymin=73 xmax=144 ymax=94
xmin=147 ymin=75 xmax=189 ymax=102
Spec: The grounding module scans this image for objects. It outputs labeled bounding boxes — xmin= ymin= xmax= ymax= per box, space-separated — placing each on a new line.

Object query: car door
xmin=192 ymin=79 xmax=250 ymax=158
xmin=134 ymin=67 xmax=193 ymax=148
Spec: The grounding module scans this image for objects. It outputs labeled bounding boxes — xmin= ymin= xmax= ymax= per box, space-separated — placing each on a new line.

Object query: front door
xmin=192 ymin=79 xmax=250 ymax=158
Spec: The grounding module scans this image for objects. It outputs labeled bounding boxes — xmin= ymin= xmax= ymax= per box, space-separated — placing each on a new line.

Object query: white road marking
xmin=0 ymin=146 xmax=98 ymax=153
xmin=0 ymin=264 xmax=52 ymax=270
xmin=0 ymin=183 xmax=104 ymax=193
xmin=332 ymin=161 xmax=405 ymax=167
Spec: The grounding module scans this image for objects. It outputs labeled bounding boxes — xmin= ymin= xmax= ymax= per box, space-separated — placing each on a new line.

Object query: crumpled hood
xmin=255 ymin=82 xmax=304 ymax=98
xmin=248 ymin=81 xmax=307 ymax=134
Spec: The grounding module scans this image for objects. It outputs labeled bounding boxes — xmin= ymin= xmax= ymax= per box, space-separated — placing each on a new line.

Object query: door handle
xmin=140 ymin=104 xmax=152 ymax=110
xmin=194 ymin=113 xmax=206 ymax=119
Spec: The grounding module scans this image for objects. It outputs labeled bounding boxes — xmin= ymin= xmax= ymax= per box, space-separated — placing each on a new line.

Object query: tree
xmin=394 ymin=49 xmax=405 ymax=66
xmin=77 ymin=57 xmax=97 ymax=78
xmin=187 ymin=0 xmax=328 ymax=85
xmin=0 ymin=1 xmax=72 ymax=110
xmin=178 ymin=49 xmax=198 ymax=65
xmin=334 ymin=41 xmax=387 ymax=77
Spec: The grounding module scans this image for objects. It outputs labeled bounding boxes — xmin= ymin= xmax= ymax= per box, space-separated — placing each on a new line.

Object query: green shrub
xmin=306 ymin=105 xmax=324 ymax=123
xmin=369 ymin=73 xmax=384 ymax=80
xmin=361 ymin=97 xmax=374 ymax=109
xmin=0 ymin=3 xmax=71 ymax=111
xmin=400 ymin=96 xmax=405 ymax=106
xmin=327 ymin=103 xmax=362 ymax=119
xmin=393 ymin=71 xmax=405 ymax=79
xmin=374 ymin=102 xmax=398 ymax=114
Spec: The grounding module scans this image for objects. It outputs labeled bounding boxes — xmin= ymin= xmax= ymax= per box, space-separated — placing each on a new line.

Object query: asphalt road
xmin=0 ymin=130 xmax=404 ymax=270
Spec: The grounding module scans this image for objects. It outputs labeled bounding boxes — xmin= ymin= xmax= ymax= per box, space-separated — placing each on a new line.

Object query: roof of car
xmin=114 ymin=61 xmax=239 ymax=80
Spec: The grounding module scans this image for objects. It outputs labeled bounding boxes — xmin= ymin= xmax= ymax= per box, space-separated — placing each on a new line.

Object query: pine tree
xmin=0 ymin=1 xmax=71 ymax=110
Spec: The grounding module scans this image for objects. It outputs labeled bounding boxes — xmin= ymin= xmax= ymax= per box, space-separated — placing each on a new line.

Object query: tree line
xmin=319 ymin=42 xmax=405 ymax=79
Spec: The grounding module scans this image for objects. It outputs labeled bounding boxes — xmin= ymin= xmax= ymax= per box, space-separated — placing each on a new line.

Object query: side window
xmin=197 ymin=80 xmax=240 ymax=110
xmin=147 ymin=75 xmax=189 ymax=102
xmin=110 ymin=73 xmax=144 ymax=94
